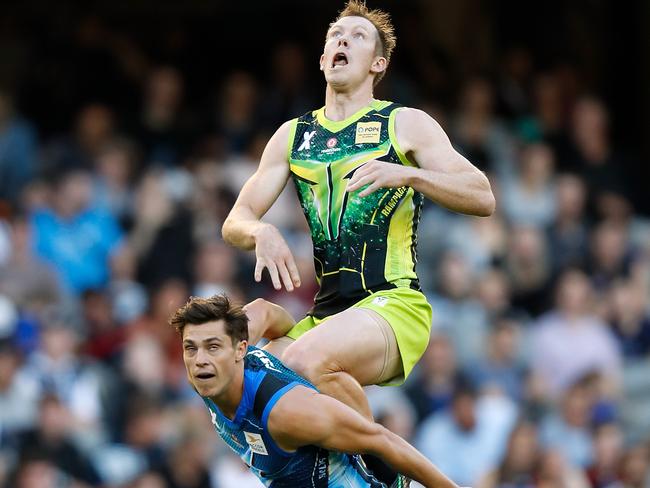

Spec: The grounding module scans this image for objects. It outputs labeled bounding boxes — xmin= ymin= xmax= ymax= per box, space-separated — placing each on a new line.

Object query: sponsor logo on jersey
xmin=355 ymin=122 xmax=382 ymax=144
xmin=372 ymin=296 xmax=389 ymax=307
xmin=298 ymin=130 xmax=316 ymax=151
xmin=209 ymin=409 xmax=222 ymax=431
xmin=244 ymin=431 xmax=269 ymax=456
xmin=316 ymin=455 xmax=328 ymax=480
xmin=380 ymin=186 xmax=408 ymax=217
xmin=247 ymin=349 xmax=281 ymax=373
xmin=326 ymin=137 xmax=338 ymax=148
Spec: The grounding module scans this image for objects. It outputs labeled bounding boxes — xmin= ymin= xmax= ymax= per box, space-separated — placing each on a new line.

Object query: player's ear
xmin=319 ymin=53 xmax=325 ymax=71
xmin=235 ymin=340 xmax=248 ymax=362
xmin=370 ymin=56 xmax=387 ymax=75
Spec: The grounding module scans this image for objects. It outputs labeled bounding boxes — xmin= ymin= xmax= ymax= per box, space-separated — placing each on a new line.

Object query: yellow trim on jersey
xmin=388 ymin=107 xmax=417 ymax=167
xmin=315 ymin=99 xmax=393 ymax=133
xmin=370 ymin=99 xmax=393 ymax=111
xmin=385 ymin=187 xmax=417 ymax=287
xmin=316 ymin=105 xmax=373 ymax=133
xmin=286 ymin=118 xmax=299 ymax=161
xmin=339 ymin=267 xmax=359 ymax=274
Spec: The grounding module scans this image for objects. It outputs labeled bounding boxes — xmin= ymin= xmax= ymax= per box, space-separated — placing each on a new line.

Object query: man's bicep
xmin=231 ymin=121 xmax=293 ymax=218
xmin=266 ymin=387 xmax=331 ymax=450
xmin=314 ymin=395 xmax=385 ymax=455
xmin=398 ymin=108 xmax=477 ymax=174
xmin=268 ymin=389 xmax=383 ymax=454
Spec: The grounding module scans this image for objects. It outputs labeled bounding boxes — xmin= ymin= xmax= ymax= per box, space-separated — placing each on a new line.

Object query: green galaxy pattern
xmin=288 ymin=102 xmax=422 ymax=317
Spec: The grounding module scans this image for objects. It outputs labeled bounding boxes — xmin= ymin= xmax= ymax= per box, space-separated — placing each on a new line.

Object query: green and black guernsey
xmin=287 ymin=100 xmax=423 ymax=319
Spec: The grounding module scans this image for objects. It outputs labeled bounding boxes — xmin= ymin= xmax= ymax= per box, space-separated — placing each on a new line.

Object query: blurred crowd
xmin=1 ymin=11 xmax=650 ymax=488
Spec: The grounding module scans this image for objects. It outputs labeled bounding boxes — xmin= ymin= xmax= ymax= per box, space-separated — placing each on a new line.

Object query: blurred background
xmin=1 ymin=0 xmax=650 ymax=487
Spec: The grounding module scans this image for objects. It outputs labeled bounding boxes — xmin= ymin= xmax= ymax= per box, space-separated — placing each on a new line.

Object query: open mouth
xmin=195 ymin=372 xmax=216 ymax=380
xmin=332 ymin=52 xmax=348 ymax=68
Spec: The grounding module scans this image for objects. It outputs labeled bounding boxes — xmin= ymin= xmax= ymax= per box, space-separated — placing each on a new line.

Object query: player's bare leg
xmin=243 ymin=298 xmax=296 ymax=344
xmin=281 ymin=307 xmax=403 ymax=421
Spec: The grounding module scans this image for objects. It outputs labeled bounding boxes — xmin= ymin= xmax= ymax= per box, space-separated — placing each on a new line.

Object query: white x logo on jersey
xmin=298 ymin=131 xmax=316 ymax=151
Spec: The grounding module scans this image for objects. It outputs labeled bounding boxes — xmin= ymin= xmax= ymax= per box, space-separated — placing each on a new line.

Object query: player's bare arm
xmin=221 ymin=120 xmax=301 ymax=291
xmin=347 ymin=107 xmax=495 ymax=217
xmin=267 ymin=385 xmax=459 ymax=488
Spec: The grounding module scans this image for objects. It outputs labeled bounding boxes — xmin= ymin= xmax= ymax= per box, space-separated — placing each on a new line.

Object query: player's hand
xmin=253 ymin=224 xmax=301 ymax=291
xmin=346 ymin=160 xmax=417 ymax=197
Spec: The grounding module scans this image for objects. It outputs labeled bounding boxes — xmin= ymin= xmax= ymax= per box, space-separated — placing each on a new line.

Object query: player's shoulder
xmin=268 ymin=384 xmax=318 ymax=417
xmin=276 ymin=118 xmax=295 ymax=136
xmin=394 ymin=106 xmax=436 ymax=126
xmin=274 ymin=115 xmax=314 ymax=141
xmin=262 ymin=119 xmax=297 ymax=158
xmin=394 ymin=106 xmax=447 ymax=147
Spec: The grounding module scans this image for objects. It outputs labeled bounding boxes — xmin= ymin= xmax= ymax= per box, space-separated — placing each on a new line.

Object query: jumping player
xmin=223 ymin=0 xmax=494 ymax=433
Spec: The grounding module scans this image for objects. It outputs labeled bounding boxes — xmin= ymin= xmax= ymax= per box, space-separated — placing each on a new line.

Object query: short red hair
xmin=333 ymin=1 xmax=396 ymax=86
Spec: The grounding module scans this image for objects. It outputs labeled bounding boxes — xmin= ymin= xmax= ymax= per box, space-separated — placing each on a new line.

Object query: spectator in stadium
xmin=429 ymin=251 xmax=489 ymax=366
xmin=212 ymin=71 xmax=260 ymax=156
xmin=535 ymin=450 xmax=590 ymax=488
xmin=618 ymin=444 xmax=650 ymax=488
xmin=405 ymin=333 xmax=460 ymax=425
xmin=128 ymin=170 xmax=194 ymax=288
xmin=500 ymin=143 xmax=557 ymax=228
xmin=30 ymin=167 xmax=124 ymax=295
xmin=132 ymin=66 xmax=192 ymax=167
xmin=22 ymin=307 xmax=107 ymax=438
xmin=0 ymin=89 xmax=37 ymax=203
xmin=539 ymin=378 xmax=596 ymax=468
xmin=0 ymin=212 xmax=63 ymax=312
xmin=465 ymin=312 xmax=528 ymax=401
xmin=584 ymin=421 xmax=625 ymax=487
xmin=415 ymin=379 xmax=518 ymax=486
xmin=14 ymin=393 xmax=101 ymax=486
xmin=530 ymin=268 xmax=622 ymax=398
xmin=606 ymin=279 xmax=650 ymax=359
xmin=0 ymin=338 xmax=40 ymax=439
xmin=569 ymin=97 xmax=632 ymax=218
xmin=91 ymin=137 xmax=139 ymax=226
xmin=451 ymin=76 xmax=517 ymax=175
xmin=475 ymin=268 xmax=515 ymax=322
xmin=505 ymin=226 xmax=553 ymax=317
xmin=260 ymin=42 xmax=319 ymax=127
xmin=192 ymin=240 xmax=239 ymax=299
xmin=588 ymin=220 xmax=635 ymax=293
xmin=477 ymin=420 xmax=540 ymax=488
xmin=42 ymin=103 xmax=116 ymax=172
xmin=546 ymin=173 xmax=590 ymax=273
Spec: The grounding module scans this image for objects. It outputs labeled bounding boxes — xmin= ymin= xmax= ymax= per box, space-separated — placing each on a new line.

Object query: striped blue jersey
xmin=201 ymin=346 xmax=384 ymax=487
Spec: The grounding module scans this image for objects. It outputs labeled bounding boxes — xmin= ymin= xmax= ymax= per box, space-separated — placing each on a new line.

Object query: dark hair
xmin=452 ymin=374 xmax=478 ymax=401
xmin=169 ymin=294 xmax=249 ymax=345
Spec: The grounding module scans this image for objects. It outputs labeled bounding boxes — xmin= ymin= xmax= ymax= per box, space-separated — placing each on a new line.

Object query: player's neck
xmin=324 ymin=82 xmax=374 ymax=121
xmin=211 ymin=364 xmax=245 ymax=420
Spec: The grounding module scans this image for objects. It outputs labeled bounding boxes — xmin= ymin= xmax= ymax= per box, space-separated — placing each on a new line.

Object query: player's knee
xmin=243 ymin=298 xmax=271 ymax=340
xmin=281 ymin=343 xmax=328 ymax=383
xmin=245 ymin=298 xmax=270 ymax=318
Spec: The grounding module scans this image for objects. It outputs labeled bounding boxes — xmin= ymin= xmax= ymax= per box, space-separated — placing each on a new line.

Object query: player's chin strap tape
xmin=253 ymin=372 xmax=290 ymax=420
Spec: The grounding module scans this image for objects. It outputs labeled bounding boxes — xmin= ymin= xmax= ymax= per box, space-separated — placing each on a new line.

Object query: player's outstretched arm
xmin=267 ymin=386 xmax=459 ymax=488
xmin=222 ymin=120 xmax=301 ymax=291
